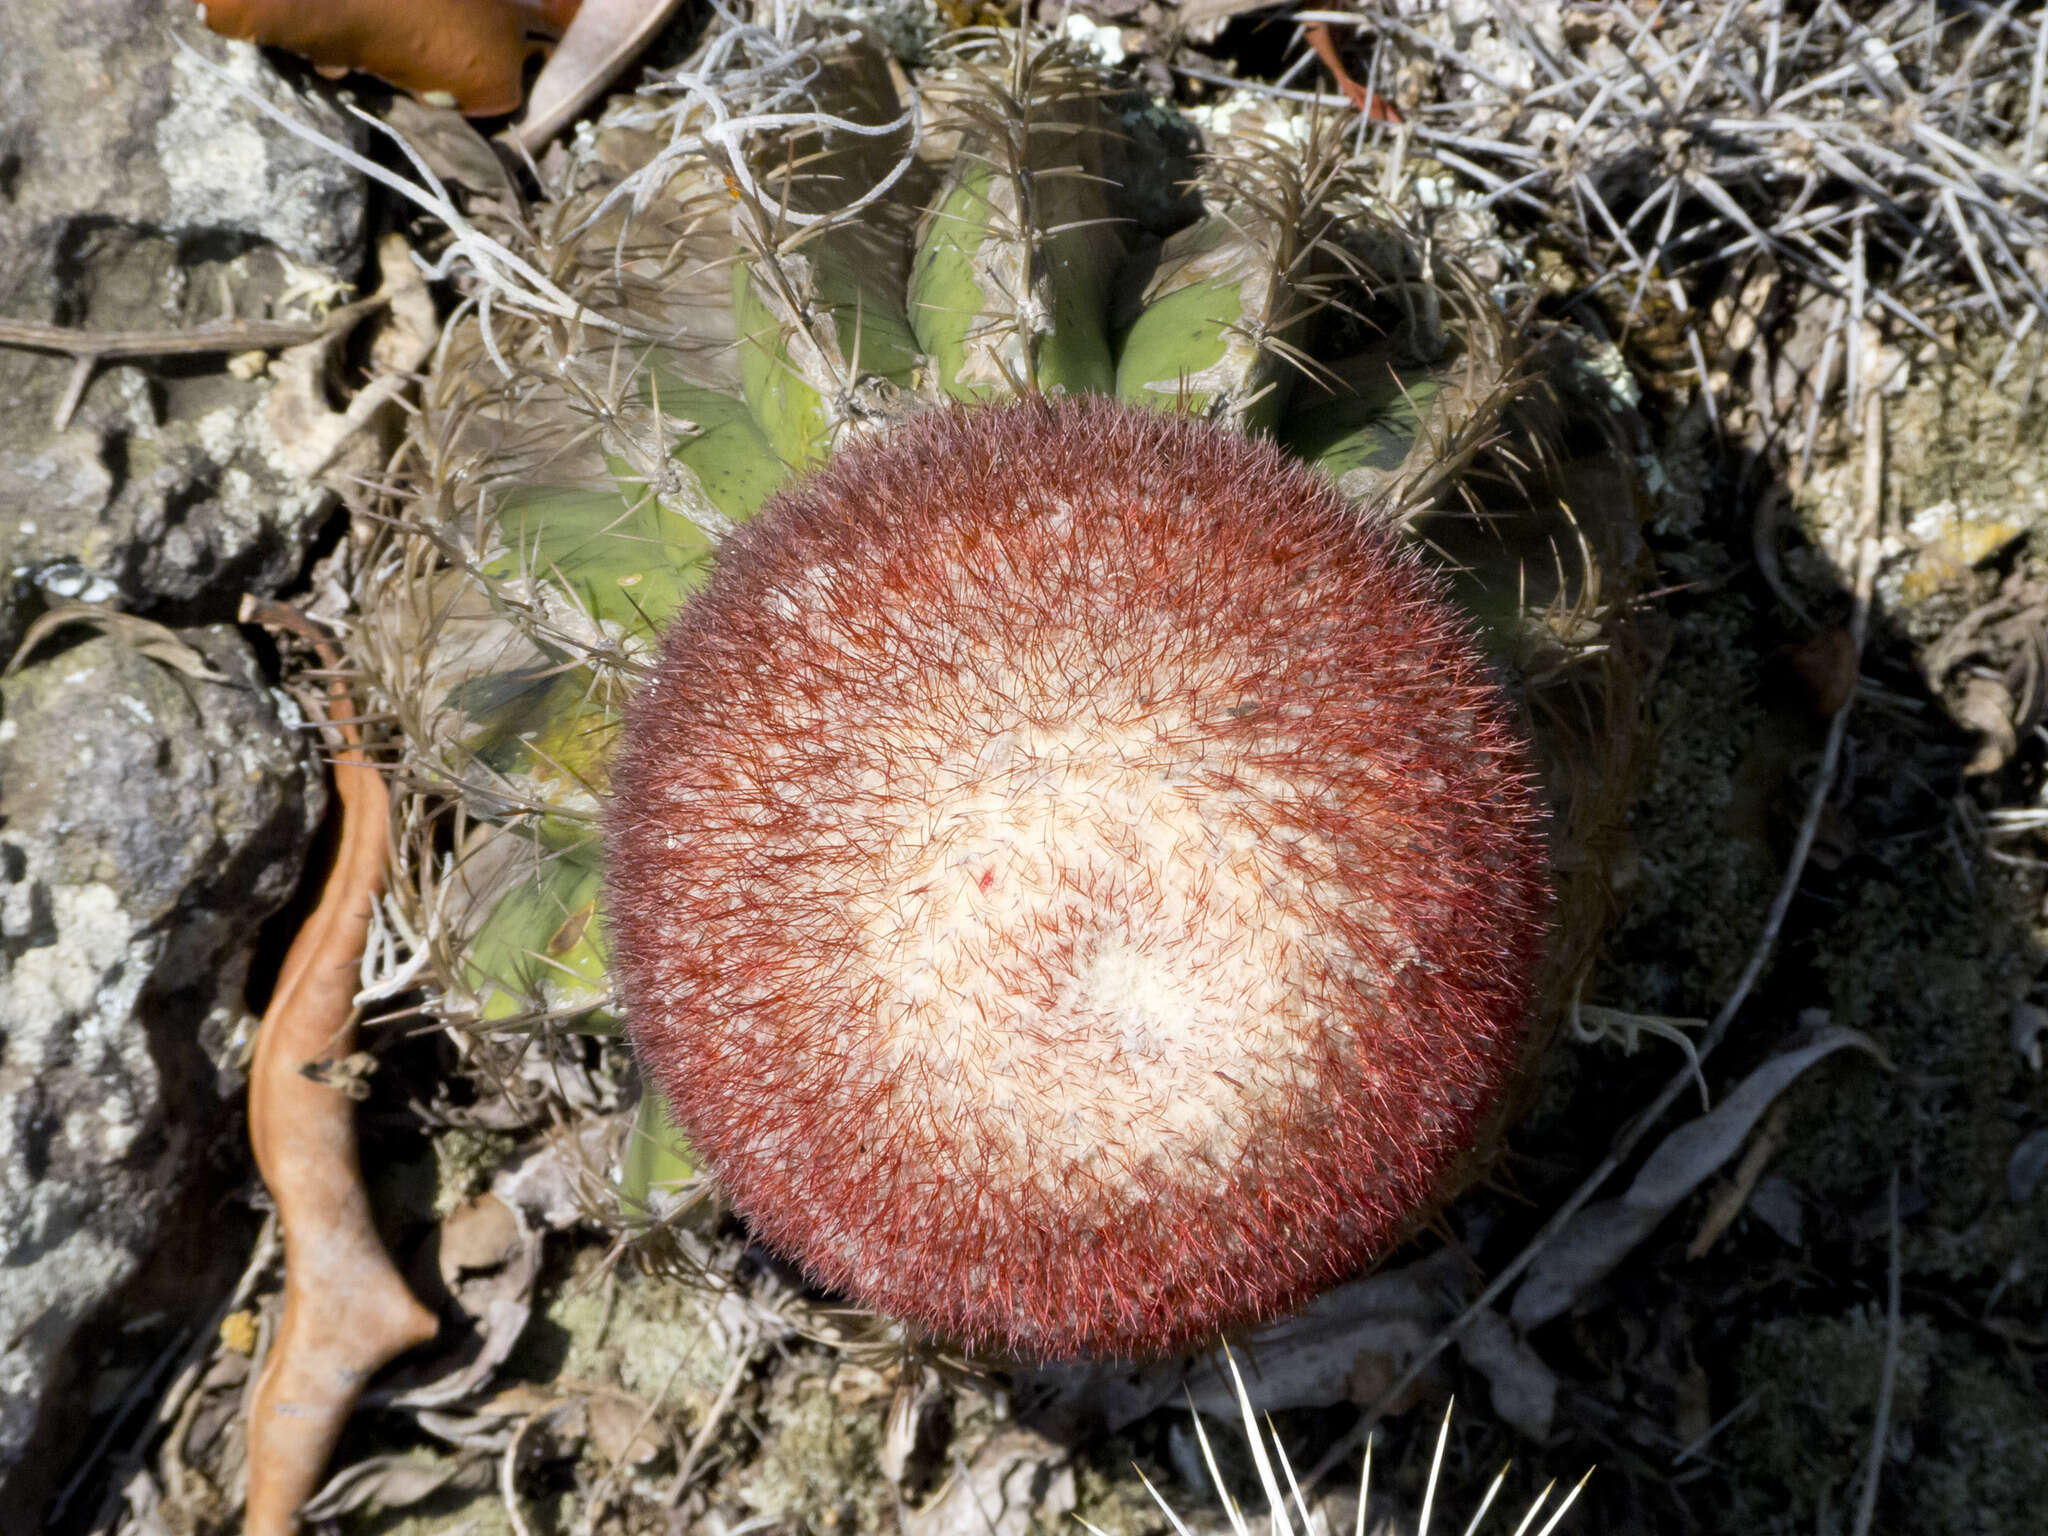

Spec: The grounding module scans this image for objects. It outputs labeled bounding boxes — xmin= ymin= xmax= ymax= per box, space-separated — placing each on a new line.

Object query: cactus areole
xmin=606 ymin=399 xmax=1548 ymax=1360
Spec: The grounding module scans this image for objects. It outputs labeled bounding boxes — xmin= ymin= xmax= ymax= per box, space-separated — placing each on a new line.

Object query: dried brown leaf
xmin=1785 ymin=625 xmax=1860 ymax=717
xmin=241 ymin=598 xmax=439 ymax=1536
xmin=515 ymin=0 xmax=691 ymax=151
xmin=196 ymin=0 xmax=578 ymax=117
xmin=1958 ymin=674 xmax=2020 ymax=775
xmin=585 ymin=1392 xmax=666 ymax=1467
xmin=438 ymin=1192 xmax=524 ymax=1282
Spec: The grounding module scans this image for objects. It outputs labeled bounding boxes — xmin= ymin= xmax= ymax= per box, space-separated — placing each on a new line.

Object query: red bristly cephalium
xmin=606 ymin=397 xmax=1549 ymax=1361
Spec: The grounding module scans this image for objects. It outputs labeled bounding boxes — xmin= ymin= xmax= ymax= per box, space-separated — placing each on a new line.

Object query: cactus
xmin=350 ymin=13 xmax=1638 ymax=1264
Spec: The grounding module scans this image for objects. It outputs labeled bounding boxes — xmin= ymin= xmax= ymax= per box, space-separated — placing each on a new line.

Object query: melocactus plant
xmin=608 ymin=398 xmax=1546 ymax=1358
xmin=352 ymin=14 xmax=1629 ymax=1359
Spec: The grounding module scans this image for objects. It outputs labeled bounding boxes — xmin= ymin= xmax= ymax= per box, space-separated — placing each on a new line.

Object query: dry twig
xmin=0 ymin=296 xmax=387 ymax=431
xmin=1850 ymin=1171 xmax=1904 ymax=1536
xmin=0 ymin=314 xmax=335 ymax=359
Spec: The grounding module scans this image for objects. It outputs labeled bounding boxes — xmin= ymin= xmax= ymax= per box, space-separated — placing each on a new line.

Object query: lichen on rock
xmin=0 ymin=628 xmax=322 ymax=1503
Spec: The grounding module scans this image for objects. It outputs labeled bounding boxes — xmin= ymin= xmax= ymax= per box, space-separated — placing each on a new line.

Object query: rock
xmin=0 ymin=2 xmax=364 ymax=275
xmin=0 ymin=0 xmax=367 ymax=651
xmin=0 ymin=627 xmax=324 ymax=1509
xmin=0 ymin=360 xmax=341 ymax=648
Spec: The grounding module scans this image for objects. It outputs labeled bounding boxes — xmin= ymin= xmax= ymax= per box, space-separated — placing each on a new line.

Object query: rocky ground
xmin=4 ymin=3 xmax=2047 ymax=1535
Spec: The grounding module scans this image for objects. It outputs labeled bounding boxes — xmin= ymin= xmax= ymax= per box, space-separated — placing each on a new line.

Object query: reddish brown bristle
xmin=606 ymin=398 xmax=1548 ymax=1361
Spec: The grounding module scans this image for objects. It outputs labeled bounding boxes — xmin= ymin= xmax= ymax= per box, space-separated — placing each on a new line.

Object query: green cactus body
xmin=733 ymin=230 xmax=923 ymax=466
xmin=906 ymin=162 xmax=1007 ymax=397
xmin=437 ymin=662 xmax=607 ymax=809
xmin=1279 ymin=349 xmax=1441 ymax=484
xmin=732 ymin=262 xmax=836 ymax=467
xmin=909 ymin=178 xmax=1120 ymax=397
xmin=645 ymin=375 xmax=790 ymax=523
xmin=621 ymin=1082 xmax=698 ymax=1212
xmin=1115 ymin=164 xmax=1312 ymax=430
xmin=908 ymin=39 xmax=1121 ymax=399
xmin=459 ymin=831 xmax=613 ymax=1031
xmin=486 ymin=478 xmax=707 ymax=635
xmin=728 ymin=29 xmax=926 ymax=463
xmin=354 ymin=20 xmax=1639 ymax=1225
xmin=1114 ymin=221 xmax=1254 ymax=414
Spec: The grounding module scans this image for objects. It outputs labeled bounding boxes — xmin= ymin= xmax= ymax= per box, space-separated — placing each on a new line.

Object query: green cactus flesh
xmin=621 ymin=1082 xmax=699 ymax=1212
xmin=461 ymin=832 xmax=613 ymax=1032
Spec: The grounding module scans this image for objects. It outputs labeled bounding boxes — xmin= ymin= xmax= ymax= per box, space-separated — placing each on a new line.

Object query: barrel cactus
xmin=350 ymin=12 xmax=1639 ymax=1360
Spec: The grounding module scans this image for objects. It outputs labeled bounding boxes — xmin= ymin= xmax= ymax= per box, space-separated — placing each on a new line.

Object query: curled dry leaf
xmin=2012 ymin=1001 xmax=2048 ymax=1072
xmin=514 ymin=0 xmax=693 ymax=151
xmin=389 ymin=1190 xmax=541 ymax=1412
xmin=4 ymin=602 xmax=225 ymax=680
xmin=1784 ymin=624 xmax=1860 ymax=717
xmin=242 ymin=598 xmax=438 ymax=1536
xmin=437 ymin=1192 xmax=524 ymax=1283
xmin=1184 ymin=1248 xmax=1561 ymax=1441
xmin=1685 ymin=1101 xmax=1792 ymax=1259
xmin=380 ymin=97 xmax=525 ymax=208
xmin=1015 ymin=1252 xmax=1475 ymax=1443
xmin=1458 ymin=1304 xmax=1560 ymax=1442
xmin=903 ymin=1428 xmax=1075 ymax=1536
xmin=196 ymin=0 xmax=581 ymax=116
xmin=2007 ymin=1129 xmax=2048 ymax=1203
xmin=491 ymin=1114 xmax=626 ymax=1231
xmin=585 ymin=1391 xmax=668 ymax=1467
xmin=1956 ymin=674 xmax=2021 ymax=776
xmin=1180 ymin=1251 xmax=1470 ymax=1420
xmin=1512 ymin=1026 xmax=1886 ymax=1330
xmin=298 ymin=1451 xmax=495 ymax=1522
xmin=879 ymin=1368 xmax=943 ymax=1486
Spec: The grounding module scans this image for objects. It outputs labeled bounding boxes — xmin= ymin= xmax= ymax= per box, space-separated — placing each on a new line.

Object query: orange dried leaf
xmin=196 ymin=0 xmax=581 ymax=117
xmin=241 ymin=598 xmax=437 ymax=1536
